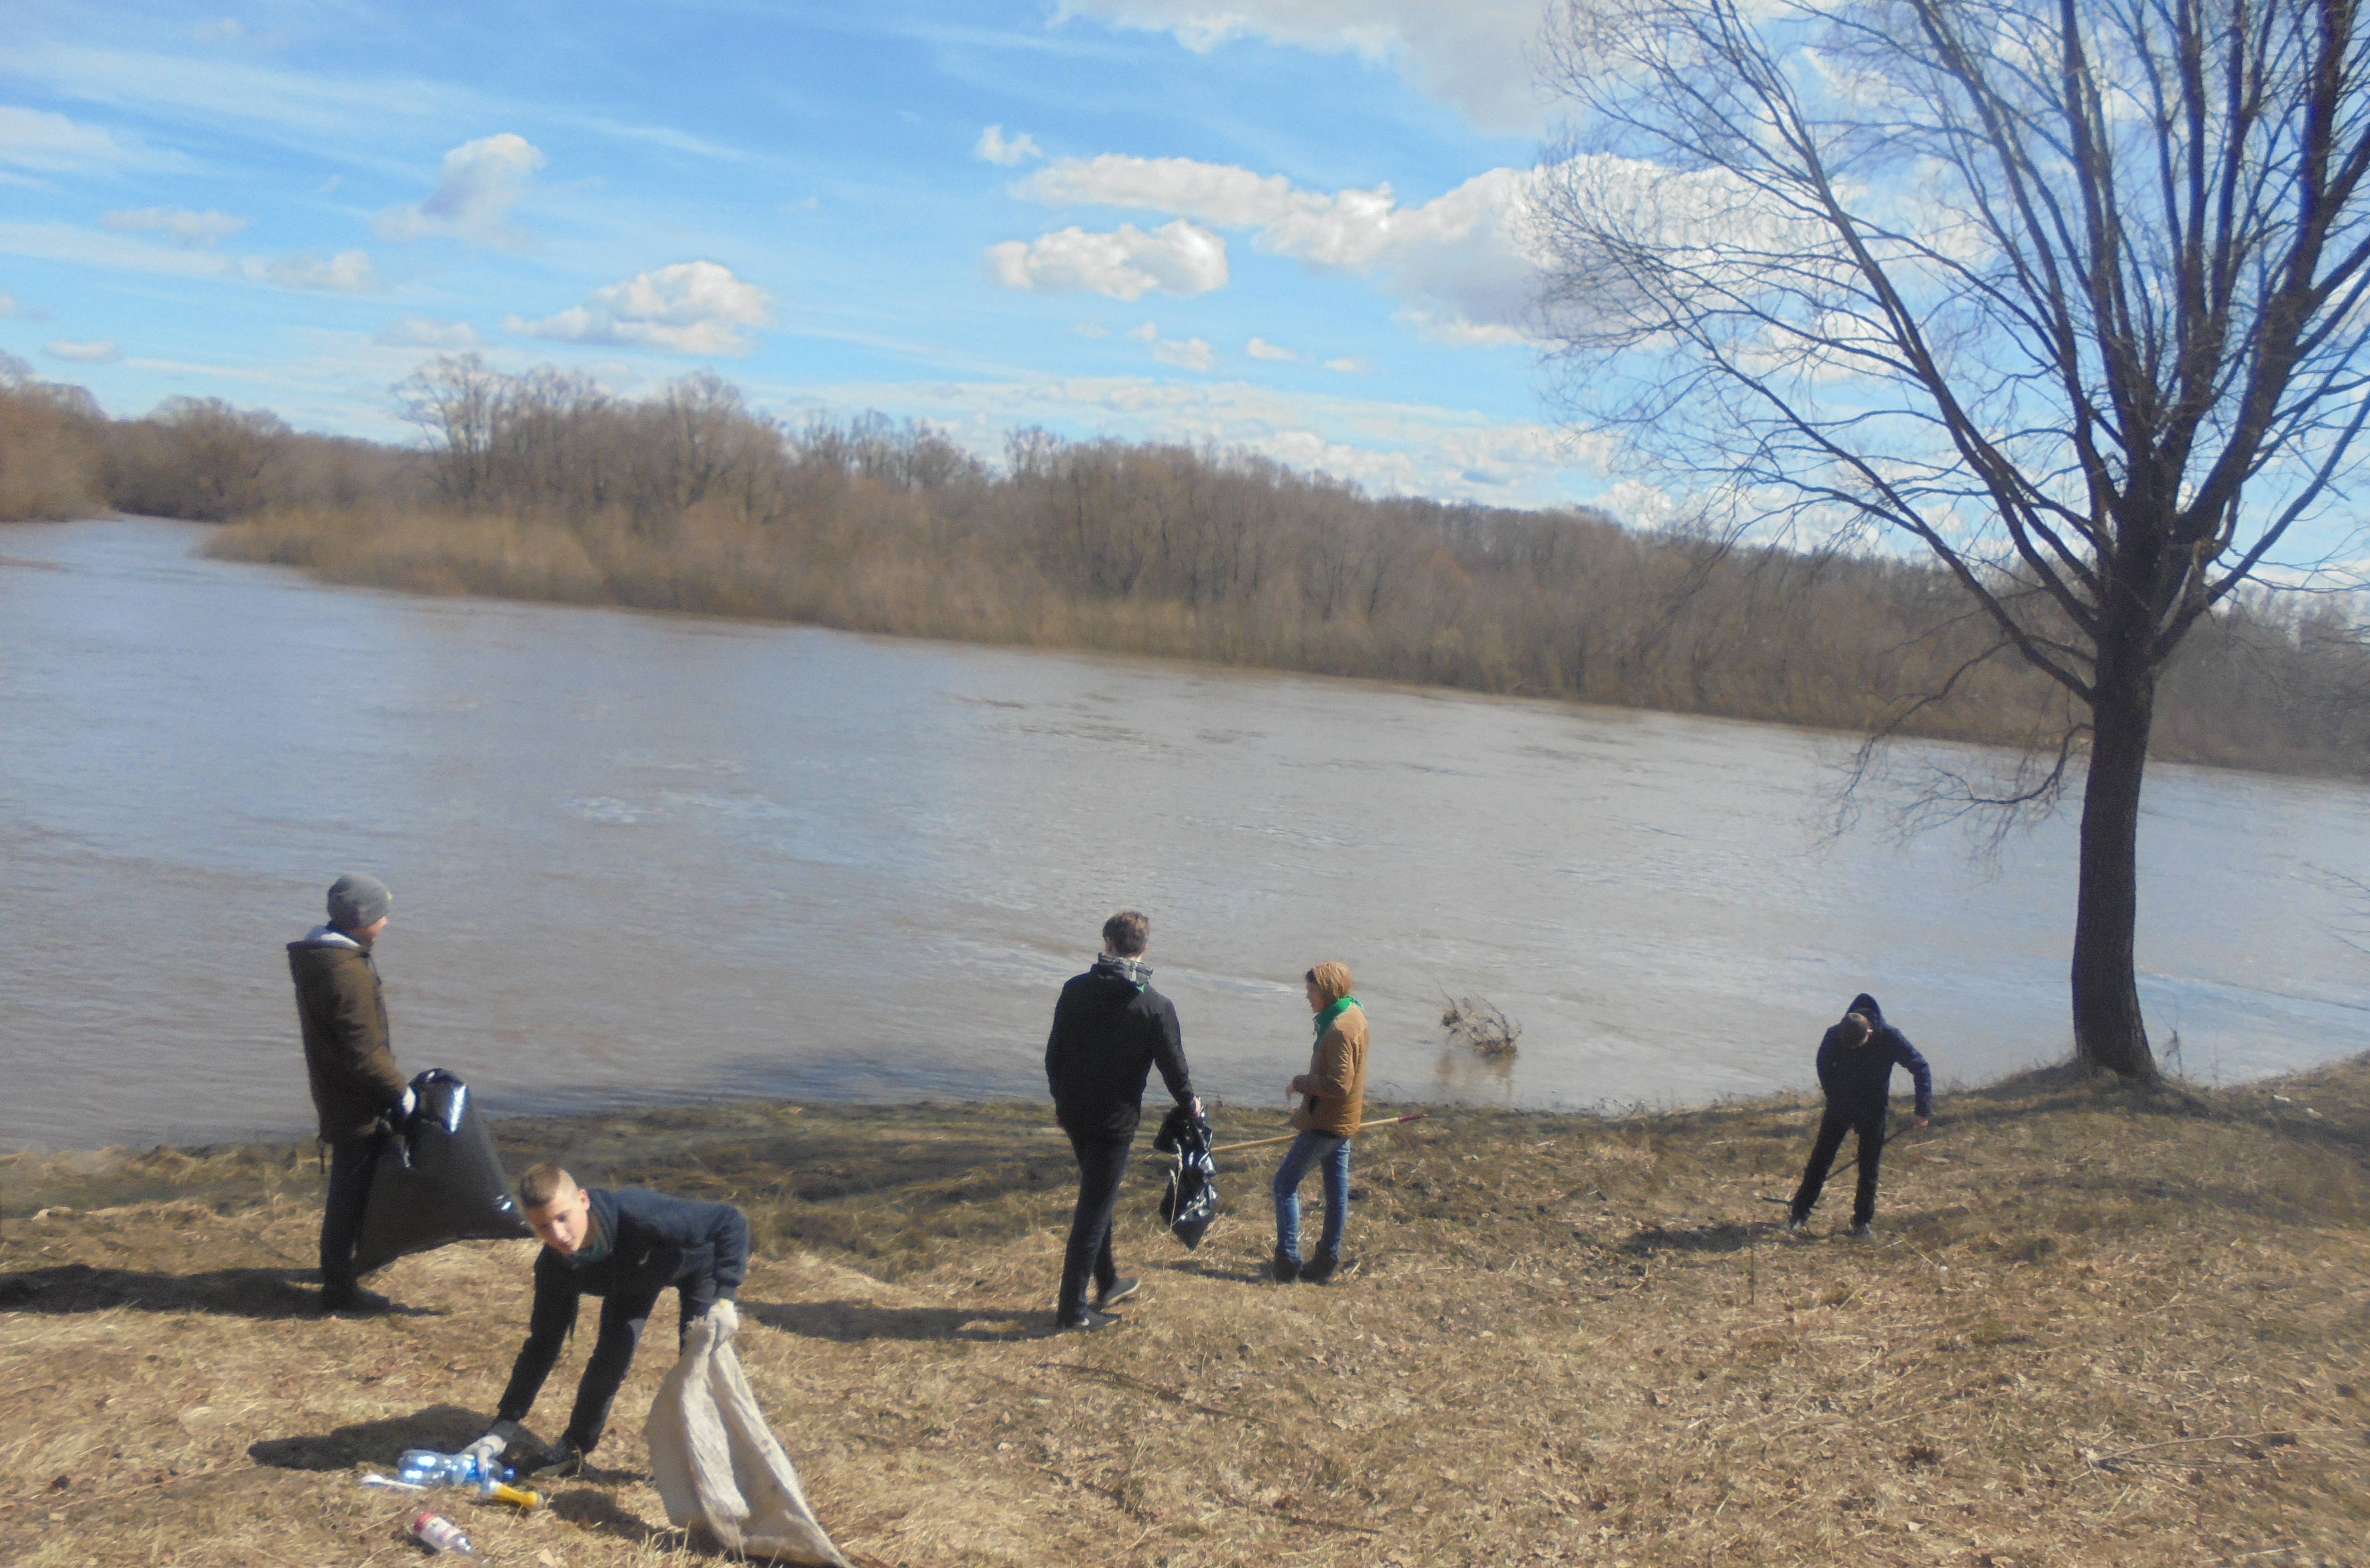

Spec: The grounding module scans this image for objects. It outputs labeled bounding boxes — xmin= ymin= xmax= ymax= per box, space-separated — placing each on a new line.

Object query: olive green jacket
xmin=288 ymin=932 xmax=405 ymax=1141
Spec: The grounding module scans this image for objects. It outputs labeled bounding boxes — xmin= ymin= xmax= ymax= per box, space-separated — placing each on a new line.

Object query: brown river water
xmin=3 ymin=519 xmax=2366 ymax=1152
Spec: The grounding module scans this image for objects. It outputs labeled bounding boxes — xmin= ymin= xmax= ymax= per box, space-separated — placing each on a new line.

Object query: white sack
xmin=644 ymin=1299 xmax=851 ymax=1565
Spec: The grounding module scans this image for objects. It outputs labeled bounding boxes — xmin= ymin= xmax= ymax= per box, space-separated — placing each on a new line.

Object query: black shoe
xmin=319 ymin=1286 xmax=392 ymax=1315
xmin=1273 ymin=1247 xmax=1301 ymax=1284
xmin=1096 ymin=1277 xmax=1141 ymax=1308
xmin=1847 ymin=1221 xmax=1874 ymax=1240
xmin=1302 ymin=1248 xmax=1340 ymax=1284
xmin=1056 ymin=1305 xmax=1120 ymax=1332
xmin=1784 ymin=1212 xmax=1809 ymax=1234
xmin=524 ymin=1438 xmax=585 ymax=1478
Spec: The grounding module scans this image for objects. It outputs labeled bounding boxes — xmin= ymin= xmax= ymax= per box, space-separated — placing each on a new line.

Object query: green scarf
xmin=1313 ymin=994 xmax=1361 ymax=1040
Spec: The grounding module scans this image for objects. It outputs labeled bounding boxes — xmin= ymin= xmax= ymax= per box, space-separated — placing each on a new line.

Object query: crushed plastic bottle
xmin=408 ymin=1510 xmax=475 ymax=1555
xmin=396 ymin=1449 xmax=515 ymax=1488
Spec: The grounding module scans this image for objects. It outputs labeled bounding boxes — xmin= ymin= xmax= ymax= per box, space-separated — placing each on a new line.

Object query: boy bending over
xmin=464 ymin=1163 xmax=749 ymax=1473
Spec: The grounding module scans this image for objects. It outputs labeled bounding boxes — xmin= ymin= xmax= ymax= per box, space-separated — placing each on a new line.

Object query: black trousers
xmin=1058 ymin=1134 xmax=1130 ymax=1320
xmin=319 ymin=1132 xmax=383 ymax=1298
xmin=1790 ymin=1106 xmax=1887 ymax=1227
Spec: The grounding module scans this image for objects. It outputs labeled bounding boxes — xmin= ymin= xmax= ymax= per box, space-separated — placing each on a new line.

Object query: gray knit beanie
xmin=326 ymin=873 xmax=393 ymax=933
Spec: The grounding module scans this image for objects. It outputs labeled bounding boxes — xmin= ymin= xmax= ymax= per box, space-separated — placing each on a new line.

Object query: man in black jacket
xmin=461 ymin=1164 xmax=749 ymax=1473
xmin=287 ymin=872 xmax=411 ymax=1314
xmin=1788 ymin=992 xmax=1934 ymax=1238
xmin=1044 ymin=910 xmax=1199 ymax=1331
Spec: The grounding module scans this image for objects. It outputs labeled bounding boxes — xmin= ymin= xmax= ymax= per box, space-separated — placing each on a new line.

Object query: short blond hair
xmin=518 ymin=1163 xmax=576 ymax=1209
xmin=1305 ymin=961 xmax=1354 ymax=1005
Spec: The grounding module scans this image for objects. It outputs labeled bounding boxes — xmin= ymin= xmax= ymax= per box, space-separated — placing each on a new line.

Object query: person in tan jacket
xmin=1270 ymin=961 xmax=1367 ymax=1284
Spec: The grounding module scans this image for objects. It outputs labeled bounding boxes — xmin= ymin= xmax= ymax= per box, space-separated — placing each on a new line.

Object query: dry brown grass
xmin=6 ymin=1063 xmax=2370 ymax=1567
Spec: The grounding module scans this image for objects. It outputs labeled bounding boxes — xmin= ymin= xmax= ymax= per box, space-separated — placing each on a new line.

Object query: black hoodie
xmin=495 ymin=1185 xmax=749 ymax=1453
xmin=1815 ymin=992 xmax=1934 ymax=1119
xmin=1044 ymin=957 xmax=1194 ymax=1142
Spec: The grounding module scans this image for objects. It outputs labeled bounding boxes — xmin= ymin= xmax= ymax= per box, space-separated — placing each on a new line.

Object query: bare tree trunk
xmin=2071 ymin=627 xmax=2159 ymax=1079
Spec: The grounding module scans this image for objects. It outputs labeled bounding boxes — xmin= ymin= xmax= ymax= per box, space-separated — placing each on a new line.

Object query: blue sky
xmin=0 ymin=0 xmax=1629 ymax=508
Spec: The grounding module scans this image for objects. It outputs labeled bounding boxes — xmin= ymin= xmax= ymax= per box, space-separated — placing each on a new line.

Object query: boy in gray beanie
xmin=289 ymin=873 xmax=409 ymax=1312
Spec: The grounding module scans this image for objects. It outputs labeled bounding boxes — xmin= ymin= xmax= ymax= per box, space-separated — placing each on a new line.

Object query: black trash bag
xmin=1152 ymin=1103 xmax=1219 ymax=1250
xmin=352 ymin=1069 xmax=531 ymax=1276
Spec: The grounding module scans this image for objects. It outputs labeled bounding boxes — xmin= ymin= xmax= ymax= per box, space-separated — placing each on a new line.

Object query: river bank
xmin=4 ymin=1060 xmax=2366 ymax=1566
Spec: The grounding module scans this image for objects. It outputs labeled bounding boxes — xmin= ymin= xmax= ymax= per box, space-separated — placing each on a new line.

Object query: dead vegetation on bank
xmin=8 ymin=353 xmax=2368 ymax=775
xmin=5 ymin=1061 xmax=2370 ymax=1567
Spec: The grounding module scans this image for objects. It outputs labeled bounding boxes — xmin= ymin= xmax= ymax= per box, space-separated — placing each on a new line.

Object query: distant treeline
xmin=6 ymin=352 xmax=2366 ymax=774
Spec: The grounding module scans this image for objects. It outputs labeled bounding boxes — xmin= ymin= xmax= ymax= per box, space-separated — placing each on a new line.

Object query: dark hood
xmin=1848 ymin=992 xmax=1886 ymax=1028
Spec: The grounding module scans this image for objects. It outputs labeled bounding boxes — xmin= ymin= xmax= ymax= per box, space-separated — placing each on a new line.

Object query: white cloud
xmin=1019 ymin=154 xmax=1538 ymax=342
xmin=1118 ymin=320 xmax=1217 ymax=371
xmin=376 ymin=132 xmax=546 ymax=244
xmin=1153 ymin=335 xmax=1216 ymax=371
xmin=0 ymin=219 xmax=236 ymax=277
xmin=1056 ymin=0 xmax=1547 ymax=133
xmin=252 ymin=249 xmax=378 ymax=292
xmin=1073 ymin=320 xmax=1109 ymax=338
xmin=0 ymin=292 xmax=17 ymax=317
xmin=1247 ymin=336 xmax=1296 ymax=360
xmin=1599 ymin=479 xmax=1677 ymax=530
xmin=1324 ymin=355 xmax=1373 ymax=374
xmin=0 ymin=104 xmax=173 ymax=173
xmin=975 ymin=125 xmax=1043 ymax=166
xmin=191 ymin=17 xmax=244 ymax=42
xmin=507 ymin=260 xmax=773 ymax=355
xmin=47 ymin=338 xmax=120 ymax=363
xmin=100 ymin=206 xmax=249 ymax=248
xmin=375 ymin=316 xmax=480 ymax=349
xmin=986 ymin=219 xmax=1228 ymax=300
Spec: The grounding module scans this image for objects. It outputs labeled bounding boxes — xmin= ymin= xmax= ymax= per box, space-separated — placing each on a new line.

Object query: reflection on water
xmin=2 ymin=519 xmax=2367 ymax=1152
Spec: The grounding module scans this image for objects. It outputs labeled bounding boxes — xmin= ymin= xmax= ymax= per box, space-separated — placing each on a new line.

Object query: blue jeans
xmin=1272 ymin=1130 xmax=1351 ymax=1261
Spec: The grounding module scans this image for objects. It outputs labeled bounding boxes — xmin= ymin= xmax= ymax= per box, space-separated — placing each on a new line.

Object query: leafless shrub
xmin=1441 ymin=994 xmax=1521 ymax=1061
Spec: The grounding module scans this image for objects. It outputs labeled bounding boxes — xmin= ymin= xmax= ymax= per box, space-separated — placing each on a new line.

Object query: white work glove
xmin=461 ymin=1420 xmax=518 ymax=1465
xmin=708 ymin=1297 xmax=739 ymax=1337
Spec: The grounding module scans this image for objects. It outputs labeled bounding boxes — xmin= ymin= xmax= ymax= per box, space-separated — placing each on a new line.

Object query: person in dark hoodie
xmin=1043 ymin=910 xmax=1200 ymax=1331
xmin=1788 ymin=993 xmax=1934 ymax=1238
xmin=287 ymin=872 xmax=413 ymax=1314
xmin=461 ymin=1162 xmax=749 ymax=1475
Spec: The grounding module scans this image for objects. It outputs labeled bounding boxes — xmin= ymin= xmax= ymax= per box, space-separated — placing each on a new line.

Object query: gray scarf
xmin=1094 ymin=952 xmax=1153 ymax=988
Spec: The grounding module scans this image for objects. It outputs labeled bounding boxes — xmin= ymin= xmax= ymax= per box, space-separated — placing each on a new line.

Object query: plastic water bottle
xmin=396 ymin=1450 xmax=514 ymax=1487
xmin=408 ymin=1511 xmax=475 ymax=1555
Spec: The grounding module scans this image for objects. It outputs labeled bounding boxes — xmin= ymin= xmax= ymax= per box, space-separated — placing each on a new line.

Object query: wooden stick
xmin=1207 ymin=1112 xmax=1428 ymax=1156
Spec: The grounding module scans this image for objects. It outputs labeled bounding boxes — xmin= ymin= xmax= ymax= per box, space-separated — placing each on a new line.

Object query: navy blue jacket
xmin=1045 ymin=961 xmax=1193 ymax=1143
xmin=496 ymin=1186 xmax=749 ymax=1453
xmin=1816 ymin=993 xmax=1933 ymax=1120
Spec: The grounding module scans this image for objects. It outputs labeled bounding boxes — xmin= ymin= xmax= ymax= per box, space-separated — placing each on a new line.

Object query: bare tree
xmin=1534 ymin=0 xmax=2370 ymax=1077
xmin=397 ymin=354 xmax=506 ymax=507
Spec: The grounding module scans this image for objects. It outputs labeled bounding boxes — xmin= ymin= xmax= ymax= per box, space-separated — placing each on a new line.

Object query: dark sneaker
xmin=1273 ymin=1247 xmax=1302 ymax=1284
xmin=1847 ymin=1222 xmax=1874 ymax=1240
xmin=1096 ymin=1278 xmax=1141 ymax=1308
xmin=525 ymin=1439 xmax=585 ymax=1478
xmin=1056 ymin=1305 xmax=1121 ymax=1332
xmin=1302 ymin=1248 xmax=1341 ymax=1284
xmin=1785 ymin=1213 xmax=1810 ymax=1235
xmin=319 ymin=1287 xmax=392 ymax=1315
